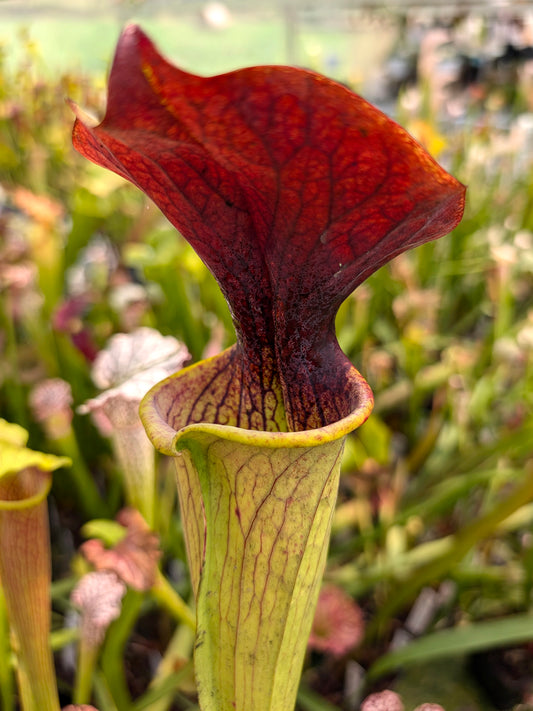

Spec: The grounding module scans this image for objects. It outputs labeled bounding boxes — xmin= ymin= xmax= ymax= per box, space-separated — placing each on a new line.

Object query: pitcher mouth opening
xmin=140 ymin=352 xmax=374 ymax=456
xmin=0 ymin=469 xmax=52 ymax=511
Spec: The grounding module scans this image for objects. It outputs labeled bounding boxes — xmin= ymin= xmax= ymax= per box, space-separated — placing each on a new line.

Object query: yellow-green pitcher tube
xmin=0 ymin=468 xmax=60 ymax=711
xmin=0 ymin=420 xmax=68 ymax=711
xmin=180 ymin=431 xmax=346 ymax=711
xmin=141 ymin=357 xmax=373 ymax=711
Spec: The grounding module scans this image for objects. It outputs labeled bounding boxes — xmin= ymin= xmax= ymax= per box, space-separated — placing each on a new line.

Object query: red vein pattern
xmin=73 ymin=24 xmax=465 ymax=432
xmin=184 ymin=431 xmax=345 ymax=709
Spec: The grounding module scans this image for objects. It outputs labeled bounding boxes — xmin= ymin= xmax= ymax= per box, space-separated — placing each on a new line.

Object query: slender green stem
xmin=0 ymin=296 xmax=28 ymax=428
xmin=100 ymin=590 xmax=144 ymax=710
xmin=141 ymin=622 xmax=195 ymax=711
xmin=0 ymin=588 xmax=14 ymax=711
xmin=74 ymin=639 xmax=99 ymax=705
xmin=54 ymin=431 xmax=108 ymax=518
xmin=494 ymin=266 xmax=514 ymax=341
xmin=368 ymin=467 xmax=533 ymax=637
xmin=50 ymin=627 xmax=78 ymax=651
xmin=132 ymin=661 xmax=194 ymax=711
xmin=50 ymin=576 xmax=76 ymax=600
xmin=151 ymin=572 xmax=195 ymax=630
xmin=297 ymin=684 xmax=343 ymax=711
xmin=93 ymin=671 xmax=120 ymax=711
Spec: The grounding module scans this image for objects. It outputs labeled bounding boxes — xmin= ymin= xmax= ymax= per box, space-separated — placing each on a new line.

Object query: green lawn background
xmin=0 ymin=8 xmax=396 ymax=83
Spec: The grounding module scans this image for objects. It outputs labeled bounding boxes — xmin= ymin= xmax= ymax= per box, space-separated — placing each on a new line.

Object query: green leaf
xmin=131 ymin=663 xmax=194 ymax=711
xmin=81 ymin=519 xmax=127 ymax=546
xmin=369 ymin=614 xmax=533 ymax=680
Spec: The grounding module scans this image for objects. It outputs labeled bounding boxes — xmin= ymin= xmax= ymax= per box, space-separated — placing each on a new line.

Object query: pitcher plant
xmin=71 ymin=24 xmax=465 ymax=711
xmin=0 ymin=419 xmax=70 ymax=711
